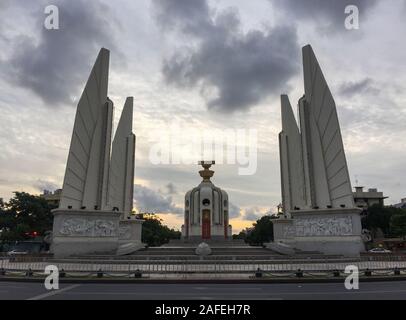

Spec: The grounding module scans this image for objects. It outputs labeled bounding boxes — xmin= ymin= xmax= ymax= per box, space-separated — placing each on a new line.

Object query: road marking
xmin=26 ymin=284 xmax=81 ymax=300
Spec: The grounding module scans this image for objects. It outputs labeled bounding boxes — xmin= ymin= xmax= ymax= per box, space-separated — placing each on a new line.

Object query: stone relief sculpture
xmin=59 ymin=218 xmax=117 ymax=237
xmin=94 ymin=220 xmax=117 ymax=237
xmin=282 ymin=225 xmax=296 ymax=238
xmin=283 ymin=216 xmax=353 ymax=238
xmin=119 ymin=225 xmax=132 ymax=240
xmin=59 ymin=218 xmax=93 ymax=236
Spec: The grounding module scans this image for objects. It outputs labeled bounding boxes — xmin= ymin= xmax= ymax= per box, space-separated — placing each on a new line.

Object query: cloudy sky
xmin=0 ymin=0 xmax=405 ymax=233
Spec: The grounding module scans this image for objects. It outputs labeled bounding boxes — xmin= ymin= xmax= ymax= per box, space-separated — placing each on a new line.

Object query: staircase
xmin=46 ymin=244 xmax=349 ymax=265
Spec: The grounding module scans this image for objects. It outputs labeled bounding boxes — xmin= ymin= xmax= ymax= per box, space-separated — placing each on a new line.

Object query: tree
xmin=233 ymin=231 xmax=247 ymax=241
xmin=362 ymin=204 xmax=394 ymax=236
xmin=390 ymin=212 xmax=406 ymax=238
xmin=141 ymin=214 xmax=181 ymax=247
xmin=362 ymin=204 xmax=406 ymax=238
xmin=245 ymin=215 xmax=274 ymax=246
xmin=0 ymin=192 xmax=56 ymax=241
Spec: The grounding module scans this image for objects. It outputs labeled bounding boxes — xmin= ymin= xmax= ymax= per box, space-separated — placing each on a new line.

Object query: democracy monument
xmin=269 ymin=45 xmax=364 ymax=256
xmin=51 ymin=48 xmax=143 ymax=257
xmin=50 ymin=44 xmax=366 ymax=258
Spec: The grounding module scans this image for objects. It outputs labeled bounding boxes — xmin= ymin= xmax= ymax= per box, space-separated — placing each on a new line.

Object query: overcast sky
xmin=0 ymin=0 xmax=405 ymax=232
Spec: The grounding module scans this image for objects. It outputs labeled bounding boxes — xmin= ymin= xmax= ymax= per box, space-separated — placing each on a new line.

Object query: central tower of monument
xmin=182 ymin=161 xmax=232 ymax=241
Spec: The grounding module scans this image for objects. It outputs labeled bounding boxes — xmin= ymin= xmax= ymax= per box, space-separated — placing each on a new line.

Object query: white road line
xmin=26 ymin=284 xmax=81 ymax=300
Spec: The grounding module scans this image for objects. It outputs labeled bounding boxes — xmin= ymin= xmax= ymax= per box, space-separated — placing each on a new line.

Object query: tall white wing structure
xmin=273 ymin=45 xmax=364 ymax=257
xmin=279 ymin=45 xmax=354 ymax=213
xmin=59 ymin=48 xmax=112 ymax=210
xmin=279 ymin=95 xmax=307 ymax=214
xmin=300 ymin=45 xmax=354 ymax=209
xmin=108 ymin=97 xmax=136 ymax=216
xmin=53 ymin=48 xmax=144 ymax=258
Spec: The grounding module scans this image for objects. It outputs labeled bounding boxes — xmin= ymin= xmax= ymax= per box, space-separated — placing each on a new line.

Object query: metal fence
xmin=1 ymin=257 xmax=406 ymax=278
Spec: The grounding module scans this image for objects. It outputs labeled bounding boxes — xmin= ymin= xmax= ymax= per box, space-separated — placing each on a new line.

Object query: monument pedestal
xmin=52 ymin=209 xmax=145 ymax=257
xmin=117 ymin=217 xmax=145 ymax=255
xmin=270 ymin=208 xmax=365 ymax=257
xmin=52 ymin=209 xmax=122 ymax=258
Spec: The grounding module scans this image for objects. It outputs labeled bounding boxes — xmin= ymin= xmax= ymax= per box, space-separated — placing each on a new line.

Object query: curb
xmin=1 ymin=275 xmax=406 ymax=284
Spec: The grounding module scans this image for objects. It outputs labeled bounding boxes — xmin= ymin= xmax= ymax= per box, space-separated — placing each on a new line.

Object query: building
xmin=182 ymin=161 xmax=232 ymax=241
xmin=40 ymin=189 xmax=62 ymax=206
xmin=353 ymin=186 xmax=388 ymax=209
xmin=393 ymin=198 xmax=406 ymax=209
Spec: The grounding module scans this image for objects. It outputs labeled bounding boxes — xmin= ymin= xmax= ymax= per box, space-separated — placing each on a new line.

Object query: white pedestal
xmin=271 ymin=208 xmax=365 ymax=257
xmin=52 ymin=209 xmax=121 ymax=258
xmin=117 ymin=217 xmax=145 ymax=255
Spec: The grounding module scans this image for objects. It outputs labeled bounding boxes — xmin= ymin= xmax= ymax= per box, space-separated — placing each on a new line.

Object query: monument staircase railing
xmin=1 ymin=255 xmax=406 ymax=279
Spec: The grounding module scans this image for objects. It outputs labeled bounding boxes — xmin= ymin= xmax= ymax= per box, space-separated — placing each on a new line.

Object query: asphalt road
xmin=1 ymin=281 xmax=406 ymax=300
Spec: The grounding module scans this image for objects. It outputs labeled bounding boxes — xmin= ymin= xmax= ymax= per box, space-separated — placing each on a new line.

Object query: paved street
xmin=1 ymin=281 xmax=406 ymax=300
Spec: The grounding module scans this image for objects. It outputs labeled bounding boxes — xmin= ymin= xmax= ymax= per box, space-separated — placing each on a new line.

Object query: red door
xmin=202 ymin=210 xmax=211 ymax=240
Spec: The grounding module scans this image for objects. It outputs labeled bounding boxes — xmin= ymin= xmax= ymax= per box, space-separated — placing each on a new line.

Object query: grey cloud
xmin=243 ymin=207 xmax=267 ymax=221
xmin=5 ymin=0 xmax=120 ymax=106
xmin=153 ymin=0 xmax=300 ymax=112
xmin=338 ymin=78 xmax=378 ymax=97
xmin=33 ymin=179 xmax=59 ymax=193
xmin=229 ymin=202 xmax=241 ymax=219
xmin=134 ymin=184 xmax=182 ymax=214
xmin=165 ymin=182 xmax=177 ymax=195
xmin=336 ymin=79 xmax=406 ymax=133
xmin=271 ymin=0 xmax=379 ymax=31
xmin=152 ymin=0 xmax=212 ymax=36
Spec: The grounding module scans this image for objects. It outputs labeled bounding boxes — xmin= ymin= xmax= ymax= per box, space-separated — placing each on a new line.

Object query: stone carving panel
xmin=94 ymin=220 xmax=116 ymax=237
xmin=283 ymin=216 xmax=353 ymax=238
xmin=59 ymin=218 xmax=117 ymax=237
xmin=119 ymin=225 xmax=132 ymax=240
xmin=282 ymin=225 xmax=296 ymax=238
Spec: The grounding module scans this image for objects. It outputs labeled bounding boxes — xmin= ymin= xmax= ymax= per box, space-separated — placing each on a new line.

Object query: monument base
xmin=52 ymin=209 xmax=144 ymax=258
xmin=269 ymin=208 xmax=365 ymax=257
xmin=117 ymin=217 xmax=145 ymax=255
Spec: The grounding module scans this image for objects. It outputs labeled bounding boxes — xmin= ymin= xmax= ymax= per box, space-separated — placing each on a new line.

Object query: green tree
xmin=390 ymin=212 xmax=406 ymax=238
xmin=362 ymin=204 xmax=406 ymax=238
xmin=0 ymin=192 xmax=56 ymax=241
xmin=362 ymin=204 xmax=395 ymax=236
xmin=246 ymin=215 xmax=274 ymax=246
xmin=141 ymin=214 xmax=181 ymax=247
xmin=233 ymin=231 xmax=247 ymax=241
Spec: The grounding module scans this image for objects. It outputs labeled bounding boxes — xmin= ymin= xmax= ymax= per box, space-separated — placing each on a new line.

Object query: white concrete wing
xmin=279 ymin=95 xmax=307 ymax=214
xmin=60 ymin=48 xmax=111 ymax=210
xmin=108 ymin=97 xmax=135 ymax=215
xmin=300 ymin=45 xmax=354 ymax=208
